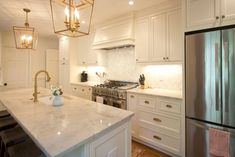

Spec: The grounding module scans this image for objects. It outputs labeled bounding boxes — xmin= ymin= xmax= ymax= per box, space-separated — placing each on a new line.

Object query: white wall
xmin=1 ymin=31 xmax=59 ymax=88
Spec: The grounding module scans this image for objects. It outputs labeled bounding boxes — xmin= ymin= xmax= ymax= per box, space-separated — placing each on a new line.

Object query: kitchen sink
xmin=38 ymin=96 xmax=53 ymax=105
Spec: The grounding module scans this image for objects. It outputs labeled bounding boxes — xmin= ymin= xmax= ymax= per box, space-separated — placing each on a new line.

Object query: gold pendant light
xmin=50 ymin=0 xmax=95 ymax=37
xmin=13 ymin=8 xmax=38 ymax=50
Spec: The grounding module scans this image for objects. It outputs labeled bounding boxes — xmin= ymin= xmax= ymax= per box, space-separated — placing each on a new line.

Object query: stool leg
xmin=3 ymin=151 xmax=9 ymax=157
xmin=0 ymin=138 xmax=2 ymax=157
xmin=0 ymin=142 xmax=5 ymax=157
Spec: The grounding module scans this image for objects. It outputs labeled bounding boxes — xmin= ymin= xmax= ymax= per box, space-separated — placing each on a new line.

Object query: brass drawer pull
xmin=153 ymin=135 xmax=162 ymax=140
xmin=166 ymin=104 xmax=172 ymax=108
xmin=153 ymin=118 xmax=162 ymax=122
xmin=82 ymin=89 xmax=85 ymax=92
xmin=130 ymin=95 xmax=134 ymax=98
xmin=144 ymin=100 xmax=149 ymax=104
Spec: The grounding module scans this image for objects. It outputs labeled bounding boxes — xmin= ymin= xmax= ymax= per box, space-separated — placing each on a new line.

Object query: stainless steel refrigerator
xmin=185 ymin=27 xmax=235 ymax=157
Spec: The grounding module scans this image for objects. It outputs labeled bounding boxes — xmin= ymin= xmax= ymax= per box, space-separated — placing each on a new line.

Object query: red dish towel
xmin=209 ymin=128 xmax=230 ymax=157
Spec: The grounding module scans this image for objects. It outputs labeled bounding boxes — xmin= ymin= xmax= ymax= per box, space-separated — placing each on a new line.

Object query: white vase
xmin=53 ymin=96 xmax=63 ymax=106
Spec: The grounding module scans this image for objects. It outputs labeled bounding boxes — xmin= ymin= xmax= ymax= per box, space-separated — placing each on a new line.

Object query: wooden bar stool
xmin=6 ymin=139 xmax=45 ymax=157
xmin=0 ymin=111 xmax=10 ymax=119
xmin=0 ymin=125 xmax=28 ymax=157
xmin=0 ymin=117 xmax=17 ymax=132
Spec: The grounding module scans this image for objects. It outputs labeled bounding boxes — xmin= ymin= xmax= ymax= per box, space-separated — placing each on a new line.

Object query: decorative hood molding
xmin=93 ymin=14 xmax=135 ymax=50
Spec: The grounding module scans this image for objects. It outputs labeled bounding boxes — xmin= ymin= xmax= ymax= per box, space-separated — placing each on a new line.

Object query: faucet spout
xmin=33 ymin=70 xmax=51 ymax=102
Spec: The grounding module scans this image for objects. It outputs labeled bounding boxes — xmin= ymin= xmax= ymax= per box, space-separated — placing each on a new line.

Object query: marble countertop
xmin=70 ymin=81 xmax=100 ymax=87
xmin=0 ymin=88 xmax=134 ymax=157
xmin=127 ymin=88 xmax=182 ymax=99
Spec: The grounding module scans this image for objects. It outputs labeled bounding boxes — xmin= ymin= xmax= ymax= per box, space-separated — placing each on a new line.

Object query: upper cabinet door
xmin=59 ymin=37 xmax=69 ymax=61
xmin=135 ymin=17 xmax=149 ymax=63
xmin=186 ymin=0 xmax=220 ymax=30
xmin=77 ymin=36 xmax=89 ymax=65
xmin=150 ymin=13 xmax=167 ymax=62
xmin=167 ymin=9 xmax=183 ymax=62
xmin=221 ymin=0 xmax=235 ymax=26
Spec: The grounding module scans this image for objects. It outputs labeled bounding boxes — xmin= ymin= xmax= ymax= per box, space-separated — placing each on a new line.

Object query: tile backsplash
xmin=77 ymin=47 xmax=182 ymax=91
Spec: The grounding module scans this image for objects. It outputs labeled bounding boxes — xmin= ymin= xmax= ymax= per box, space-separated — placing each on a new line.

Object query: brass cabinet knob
xmin=216 ymin=16 xmax=219 ymax=20
xmin=166 ymin=57 xmax=169 ymax=60
xmin=153 ymin=118 xmax=162 ymax=122
xmin=222 ymin=15 xmax=226 ymax=19
xmin=82 ymin=89 xmax=85 ymax=92
xmin=153 ymin=135 xmax=162 ymax=140
xmin=130 ymin=95 xmax=134 ymax=98
xmin=144 ymin=100 xmax=149 ymax=104
xmin=166 ymin=104 xmax=172 ymax=108
xmin=163 ymin=57 xmax=165 ymax=60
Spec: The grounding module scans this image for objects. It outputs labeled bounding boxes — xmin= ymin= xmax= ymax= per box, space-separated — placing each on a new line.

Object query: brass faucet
xmin=33 ymin=70 xmax=51 ymax=102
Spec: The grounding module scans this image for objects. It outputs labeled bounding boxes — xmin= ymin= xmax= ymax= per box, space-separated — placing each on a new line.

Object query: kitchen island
xmin=0 ymin=88 xmax=134 ymax=157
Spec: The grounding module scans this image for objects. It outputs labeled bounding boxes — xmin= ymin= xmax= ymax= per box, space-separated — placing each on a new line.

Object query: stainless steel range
xmin=92 ymin=80 xmax=138 ymax=109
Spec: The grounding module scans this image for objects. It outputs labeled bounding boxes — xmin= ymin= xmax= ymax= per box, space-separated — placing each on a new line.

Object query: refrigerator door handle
xmin=223 ymin=42 xmax=229 ymax=112
xmin=215 ymin=43 xmax=219 ymax=111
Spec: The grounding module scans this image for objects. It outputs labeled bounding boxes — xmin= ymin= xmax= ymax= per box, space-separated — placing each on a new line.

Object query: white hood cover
xmin=93 ymin=15 xmax=135 ymax=50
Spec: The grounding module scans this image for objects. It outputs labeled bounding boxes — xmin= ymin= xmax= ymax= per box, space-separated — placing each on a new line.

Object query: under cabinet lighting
xmin=128 ymin=0 xmax=134 ymax=5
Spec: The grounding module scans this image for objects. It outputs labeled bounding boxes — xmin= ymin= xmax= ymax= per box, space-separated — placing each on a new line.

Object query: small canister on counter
xmin=81 ymin=71 xmax=88 ymax=82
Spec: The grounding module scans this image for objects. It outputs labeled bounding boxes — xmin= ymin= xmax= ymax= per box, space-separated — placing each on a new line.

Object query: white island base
xmin=65 ymin=122 xmax=131 ymax=157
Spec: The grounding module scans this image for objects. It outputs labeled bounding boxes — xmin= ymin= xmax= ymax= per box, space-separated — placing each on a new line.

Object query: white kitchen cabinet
xmin=150 ymin=13 xmax=167 ymax=62
xmin=59 ymin=37 xmax=71 ymax=93
xmin=185 ymin=0 xmax=235 ymax=31
xmin=77 ymin=32 xmax=105 ymax=66
xmin=71 ymin=84 xmax=92 ymax=100
xmin=127 ymin=94 xmax=138 ymax=137
xmin=127 ymin=92 xmax=182 ymax=156
xmin=221 ymin=0 xmax=235 ymax=26
xmin=135 ymin=17 xmax=149 ymax=63
xmin=135 ymin=8 xmax=182 ymax=63
xmin=186 ymin=0 xmax=219 ymax=30
xmin=167 ymin=9 xmax=183 ymax=62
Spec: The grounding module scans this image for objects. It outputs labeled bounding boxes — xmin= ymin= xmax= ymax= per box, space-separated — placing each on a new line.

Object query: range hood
xmin=93 ymin=15 xmax=135 ymax=50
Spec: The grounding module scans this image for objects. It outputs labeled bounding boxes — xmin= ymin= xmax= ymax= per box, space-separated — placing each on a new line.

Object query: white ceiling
xmin=0 ymin=0 xmax=167 ymax=37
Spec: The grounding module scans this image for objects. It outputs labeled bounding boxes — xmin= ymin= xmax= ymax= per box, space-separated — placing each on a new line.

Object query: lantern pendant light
xmin=50 ymin=0 xmax=95 ymax=37
xmin=13 ymin=8 xmax=38 ymax=50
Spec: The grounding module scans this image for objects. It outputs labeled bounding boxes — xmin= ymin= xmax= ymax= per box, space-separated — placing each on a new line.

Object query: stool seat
xmin=0 ymin=117 xmax=17 ymax=132
xmin=7 ymin=139 xmax=45 ymax=157
xmin=0 ymin=111 xmax=10 ymax=119
xmin=1 ymin=126 xmax=28 ymax=147
xmin=0 ymin=126 xmax=28 ymax=157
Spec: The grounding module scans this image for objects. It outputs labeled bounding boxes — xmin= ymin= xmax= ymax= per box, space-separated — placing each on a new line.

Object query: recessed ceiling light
xmin=81 ymin=21 xmax=86 ymax=24
xmin=128 ymin=0 xmax=134 ymax=5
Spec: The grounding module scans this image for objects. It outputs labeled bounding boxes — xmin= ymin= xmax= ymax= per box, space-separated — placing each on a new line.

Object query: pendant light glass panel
xmin=13 ymin=26 xmax=38 ymax=49
xmin=13 ymin=8 xmax=38 ymax=50
xmin=50 ymin=0 xmax=94 ymax=37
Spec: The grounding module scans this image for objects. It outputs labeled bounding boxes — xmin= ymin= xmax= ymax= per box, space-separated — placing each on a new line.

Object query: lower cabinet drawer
xmin=137 ymin=96 xmax=156 ymax=112
xmin=157 ymin=97 xmax=181 ymax=114
xmin=139 ymin=127 xmax=180 ymax=154
xmin=138 ymin=110 xmax=180 ymax=136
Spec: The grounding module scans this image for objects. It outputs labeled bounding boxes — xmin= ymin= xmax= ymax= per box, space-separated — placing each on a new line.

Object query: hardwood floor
xmin=132 ymin=141 xmax=171 ymax=157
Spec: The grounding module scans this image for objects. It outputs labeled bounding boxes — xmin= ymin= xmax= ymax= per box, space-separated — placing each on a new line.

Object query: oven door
xmin=93 ymin=95 xmax=111 ymax=105
xmin=111 ymin=99 xmax=126 ymax=110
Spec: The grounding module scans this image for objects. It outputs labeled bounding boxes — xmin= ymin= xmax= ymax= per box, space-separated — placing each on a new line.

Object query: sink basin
xmin=38 ymin=96 xmax=53 ymax=105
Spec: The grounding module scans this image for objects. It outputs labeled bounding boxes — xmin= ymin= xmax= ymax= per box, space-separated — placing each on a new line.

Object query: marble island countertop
xmin=127 ymin=88 xmax=182 ymax=99
xmin=0 ymin=88 xmax=134 ymax=157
